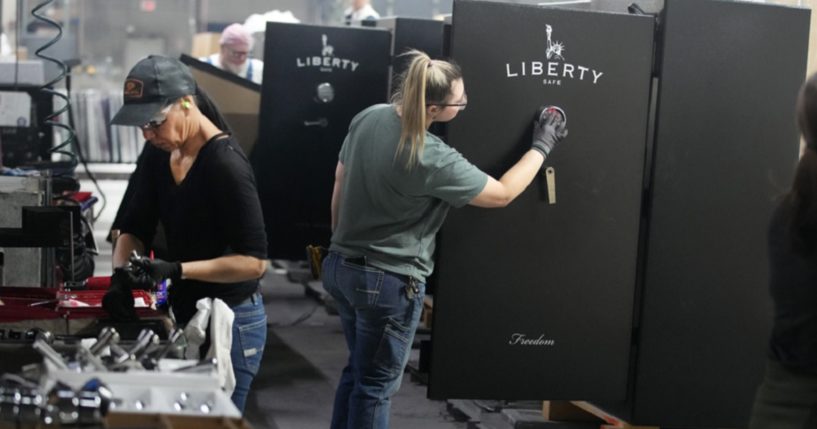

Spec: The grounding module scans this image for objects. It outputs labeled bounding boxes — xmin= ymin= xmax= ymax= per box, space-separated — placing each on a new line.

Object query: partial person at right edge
xmin=748 ymin=72 xmax=817 ymax=428
xmin=322 ymin=49 xmax=568 ymax=429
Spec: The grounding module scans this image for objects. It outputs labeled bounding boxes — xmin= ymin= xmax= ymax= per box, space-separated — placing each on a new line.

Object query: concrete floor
xmin=245 ymin=270 xmax=466 ymax=429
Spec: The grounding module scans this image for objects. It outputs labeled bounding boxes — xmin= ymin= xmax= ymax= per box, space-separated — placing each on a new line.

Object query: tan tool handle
xmin=545 ymin=167 xmax=556 ymax=204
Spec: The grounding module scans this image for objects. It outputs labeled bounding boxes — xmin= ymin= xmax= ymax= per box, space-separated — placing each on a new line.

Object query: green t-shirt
xmin=330 ymin=104 xmax=488 ymax=282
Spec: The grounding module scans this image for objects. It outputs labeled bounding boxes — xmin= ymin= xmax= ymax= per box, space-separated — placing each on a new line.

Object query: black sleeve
xmin=109 ymin=142 xmax=149 ymax=240
xmin=211 ymin=142 xmax=268 ymax=259
xmin=118 ymin=144 xmax=161 ymax=248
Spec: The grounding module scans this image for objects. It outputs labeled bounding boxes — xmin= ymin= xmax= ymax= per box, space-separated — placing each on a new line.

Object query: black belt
xmin=235 ymin=291 xmax=260 ymax=307
xmin=342 ymin=255 xmax=419 ymax=286
xmin=345 ymin=256 xmax=367 ymax=266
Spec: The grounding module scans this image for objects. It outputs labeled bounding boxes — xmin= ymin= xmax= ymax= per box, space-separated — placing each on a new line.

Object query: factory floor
xmin=87 ymin=178 xmax=469 ymax=429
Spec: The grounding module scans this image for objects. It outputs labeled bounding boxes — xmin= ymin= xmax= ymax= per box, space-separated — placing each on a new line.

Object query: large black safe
xmin=429 ymin=0 xmax=655 ymax=402
xmin=251 ymin=23 xmax=391 ymax=259
xmin=429 ymin=0 xmax=809 ymax=427
xmin=373 ymin=17 xmax=446 ymax=95
xmin=598 ymin=1 xmax=810 ymax=427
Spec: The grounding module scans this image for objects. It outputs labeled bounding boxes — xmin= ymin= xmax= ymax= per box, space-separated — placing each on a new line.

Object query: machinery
xmin=0 ymin=327 xmax=241 ymax=427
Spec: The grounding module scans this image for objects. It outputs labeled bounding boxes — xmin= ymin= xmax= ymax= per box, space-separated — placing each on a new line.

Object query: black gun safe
xmin=430 ymin=0 xmax=655 ymax=401
xmin=374 ymin=17 xmax=446 ymax=95
xmin=598 ymin=0 xmax=809 ymax=427
xmin=251 ymin=23 xmax=391 ymax=259
xmin=429 ymin=0 xmax=809 ymax=428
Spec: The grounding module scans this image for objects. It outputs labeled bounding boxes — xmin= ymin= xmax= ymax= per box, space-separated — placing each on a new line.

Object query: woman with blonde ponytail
xmin=322 ymin=50 xmax=568 ymax=429
xmin=749 ymin=72 xmax=817 ymax=428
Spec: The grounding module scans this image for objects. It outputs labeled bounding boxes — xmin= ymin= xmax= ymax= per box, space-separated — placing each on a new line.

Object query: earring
xmin=182 ymin=100 xmax=191 ymax=109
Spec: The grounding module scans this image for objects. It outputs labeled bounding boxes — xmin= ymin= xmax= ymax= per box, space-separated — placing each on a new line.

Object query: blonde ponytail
xmin=393 ymin=50 xmax=462 ymax=169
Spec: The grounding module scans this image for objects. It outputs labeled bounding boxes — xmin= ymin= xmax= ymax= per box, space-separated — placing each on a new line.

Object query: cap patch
xmin=124 ymin=79 xmax=144 ymax=98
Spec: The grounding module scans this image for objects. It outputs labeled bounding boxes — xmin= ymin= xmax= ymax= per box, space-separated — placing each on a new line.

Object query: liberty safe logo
xmin=505 ymin=24 xmax=603 ymax=86
xmin=296 ymin=33 xmax=360 ymax=73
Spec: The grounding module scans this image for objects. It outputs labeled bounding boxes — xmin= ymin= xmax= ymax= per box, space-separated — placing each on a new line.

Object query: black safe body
xmin=429 ymin=1 xmax=809 ymax=427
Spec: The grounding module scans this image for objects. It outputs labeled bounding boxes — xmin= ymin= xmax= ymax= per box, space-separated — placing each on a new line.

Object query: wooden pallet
xmin=543 ymin=401 xmax=660 ymax=429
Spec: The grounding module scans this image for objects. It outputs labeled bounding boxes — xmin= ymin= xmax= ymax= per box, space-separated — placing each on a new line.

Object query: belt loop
xmin=251 ymin=293 xmax=258 ymax=305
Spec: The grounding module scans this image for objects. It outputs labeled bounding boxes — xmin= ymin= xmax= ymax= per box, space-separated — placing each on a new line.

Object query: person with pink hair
xmin=202 ymin=23 xmax=264 ymax=85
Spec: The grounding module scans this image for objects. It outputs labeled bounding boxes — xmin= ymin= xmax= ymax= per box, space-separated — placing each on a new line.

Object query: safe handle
xmin=303 ymin=118 xmax=329 ymax=128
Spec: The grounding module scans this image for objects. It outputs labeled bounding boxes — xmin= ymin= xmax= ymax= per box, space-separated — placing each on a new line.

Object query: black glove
xmin=102 ymin=268 xmax=138 ymax=322
xmin=531 ymin=110 xmax=568 ymax=157
xmin=129 ymin=256 xmax=182 ymax=283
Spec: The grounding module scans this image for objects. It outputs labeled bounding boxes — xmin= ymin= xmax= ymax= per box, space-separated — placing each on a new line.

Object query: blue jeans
xmin=322 ymin=252 xmax=425 ymax=429
xmin=229 ymin=291 xmax=267 ymax=413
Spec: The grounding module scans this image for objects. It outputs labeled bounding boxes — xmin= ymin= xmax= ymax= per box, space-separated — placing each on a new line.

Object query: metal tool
xmin=31 ymin=329 xmax=54 ymax=345
xmin=154 ymin=328 xmax=184 ymax=360
xmin=32 ymin=339 xmax=69 ymax=370
xmin=89 ymin=327 xmax=119 ymax=357
xmin=76 ymin=344 xmax=107 ymax=372
xmin=77 ymin=378 xmax=112 ymax=424
xmin=43 ymin=382 xmax=78 ymax=426
xmin=173 ymin=358 xmax=218 ymax=374
xmin=108 ymin=332 xmax=156 ymax=371
xmin=129 ymin=330 xmax=159 ymax=361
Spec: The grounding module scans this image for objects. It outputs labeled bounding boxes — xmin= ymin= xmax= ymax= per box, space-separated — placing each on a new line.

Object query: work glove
xmin=531 ymin=110 xmax=568 ymax=157
xmin=102 ymin=268 xmax=139 ymax=322
xmin=129 ymin=256 xmax=182 ymax=283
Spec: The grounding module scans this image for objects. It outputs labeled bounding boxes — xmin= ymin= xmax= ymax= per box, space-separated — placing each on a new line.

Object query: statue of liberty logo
xmin=545 ymin=25 xmax=565 ymax=61
xmin=322 ymin=34 xmax=334 ymax=57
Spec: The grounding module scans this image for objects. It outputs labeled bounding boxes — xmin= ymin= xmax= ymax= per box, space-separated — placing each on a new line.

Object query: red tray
xmin=0 ymin=284 xmax=154 ymax=322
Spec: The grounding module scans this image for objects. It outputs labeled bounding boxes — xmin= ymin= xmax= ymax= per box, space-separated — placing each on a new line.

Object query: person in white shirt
xmin=201 ymin=23 xmax=263 ymax=85
xmin=344 ymin=0 xmax=380 ymax=25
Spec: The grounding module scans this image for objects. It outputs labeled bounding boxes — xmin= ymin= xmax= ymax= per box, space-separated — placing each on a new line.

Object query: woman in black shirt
xmin=107 ymin=55 xmax=268 ymax=413
xmin=749 ymin=72 xmax=817 ymax=428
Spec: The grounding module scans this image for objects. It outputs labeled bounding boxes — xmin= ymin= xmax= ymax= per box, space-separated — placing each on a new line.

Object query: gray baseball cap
xmin=110 ymin=55 xmax=196 ymax=127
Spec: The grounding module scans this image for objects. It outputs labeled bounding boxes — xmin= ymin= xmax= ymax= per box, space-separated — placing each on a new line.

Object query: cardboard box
xmin=191 ymin=33 xmax=221 ymax=59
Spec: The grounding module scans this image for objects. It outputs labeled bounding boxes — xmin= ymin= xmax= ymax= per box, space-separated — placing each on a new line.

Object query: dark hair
xmin=787 ymin=72 xmax=817 ymax=254
xmin=391 ymin=50 xmax=462 ymax=169
xmin=193 ymin=86 xmax=233 ymax=135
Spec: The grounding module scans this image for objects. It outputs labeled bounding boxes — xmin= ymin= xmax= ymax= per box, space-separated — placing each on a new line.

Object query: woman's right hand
xmin=102 ymin=268 xmax=139 ymax=322
xmin=531 ymin=111 xmax=568 ymax=157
